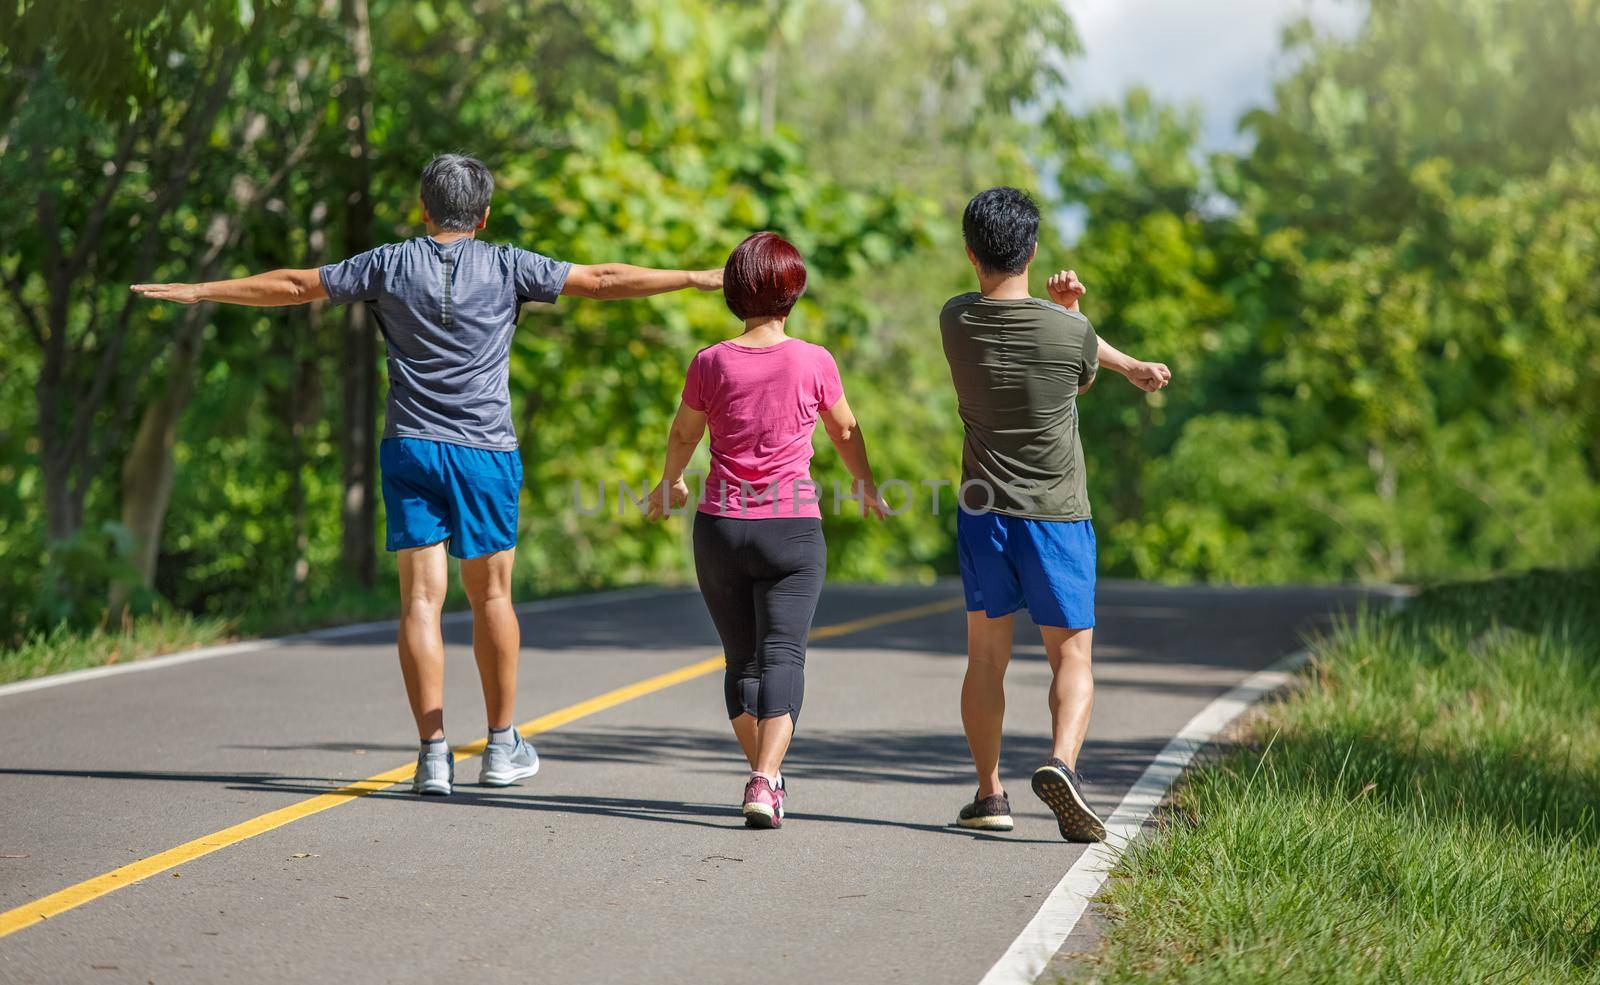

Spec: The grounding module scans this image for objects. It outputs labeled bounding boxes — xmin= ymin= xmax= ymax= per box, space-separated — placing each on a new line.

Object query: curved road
xmin=0 ymin=581 xmax=1369 ymax=984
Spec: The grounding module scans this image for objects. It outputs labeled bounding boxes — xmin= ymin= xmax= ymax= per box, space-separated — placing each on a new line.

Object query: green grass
xmin=1085 ymin=568 xmax=1600 ymax=983
xmin=0 ymin=609 xmax=235 ymax=684
xmin=0 ymin=568 xmax=650 ymax=687
xmin=0 ymin=579 xmax=412 ymax=686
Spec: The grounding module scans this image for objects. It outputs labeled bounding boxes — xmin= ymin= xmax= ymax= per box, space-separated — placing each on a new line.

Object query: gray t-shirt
xmin=320 ymin=236 xmax=570 ymax=451
xmin=939 ymin=293 xmax=1099 ymax=520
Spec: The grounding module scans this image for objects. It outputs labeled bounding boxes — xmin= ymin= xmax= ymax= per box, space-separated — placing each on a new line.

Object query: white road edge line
xmin=0 ymin=585 xmax=680 ymax=700
xmin=977 ymin=648 xmax=1312 ymax=985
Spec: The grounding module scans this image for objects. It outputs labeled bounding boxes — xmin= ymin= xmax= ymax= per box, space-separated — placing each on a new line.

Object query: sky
xmin=1061 ymin=0 xmax=1366 ymax=150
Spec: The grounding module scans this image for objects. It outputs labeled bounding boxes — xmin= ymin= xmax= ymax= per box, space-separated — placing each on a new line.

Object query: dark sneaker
xmin=957 ymin=791 xmax=1015 ymax=831
xmin=743 ymin=775 xmax=782 ymax=829
xmin=1032 ymin=759 xmax=1106 ymax=842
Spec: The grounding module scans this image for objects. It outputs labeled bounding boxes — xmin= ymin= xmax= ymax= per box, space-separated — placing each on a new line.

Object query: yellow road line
xmin=0 ymin=595 xmax=961 ymax=940
xmin=809 ymin=597 xmax=963 ymax=641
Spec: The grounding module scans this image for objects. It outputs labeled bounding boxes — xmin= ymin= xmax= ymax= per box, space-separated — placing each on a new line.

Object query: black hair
xmin=962 ymin=186 xmax=1040 ymax=276
xmin=419 ymin=154 xmax=494 ymax=232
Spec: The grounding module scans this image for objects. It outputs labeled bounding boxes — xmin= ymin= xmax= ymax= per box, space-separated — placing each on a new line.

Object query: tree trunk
xmin=113 ymin=173 xmax=270 ymax=594
xmin=37 ymin=320 xmax=89 ymax=546
xmin=289 ymin=304 xmax=320 ymax=601
xmin=40 ymin=446 xmax=81 ymax=544
xmin=292 ymin=201 xmax=330 ymax=601
xmin=35 ymin=182 xmax=83 ymax=546
xmin=23 ymin=42 xmax=243 ymax=550
xmin=116 ymin=315 xmax=204 ymax=600
xmin=1368 ymin=444 xmax=1404 ymax=579
xmin=338 ymin=0 xmax=378 ymax=587
xmin=759 ymin=0 xmax=781 ymax=135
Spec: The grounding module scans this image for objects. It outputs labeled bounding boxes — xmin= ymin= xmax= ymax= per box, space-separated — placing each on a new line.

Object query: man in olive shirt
xmin=941 ymin=187 xmax=1171 ymax=841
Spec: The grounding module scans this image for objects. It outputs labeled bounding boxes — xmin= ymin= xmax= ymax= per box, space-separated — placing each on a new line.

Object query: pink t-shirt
xmin=682 ymin=338 xmax=844 ymax=518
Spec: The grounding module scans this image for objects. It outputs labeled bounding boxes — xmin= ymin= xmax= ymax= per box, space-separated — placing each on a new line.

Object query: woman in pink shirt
xmin=647 ymin=232 xmax=886 ymax=829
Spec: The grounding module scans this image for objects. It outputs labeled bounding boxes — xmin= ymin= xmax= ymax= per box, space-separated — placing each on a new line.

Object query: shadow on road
xmin=295 ymin=582 xmax=1378 ymax=665
xmin=0 ymin=767 xmax=1077 ymax=843
xmin=531 ymin=726 xmax=1169 ymax=794
xmin=437 ymin=792 xmax=1067 ymax=843
xmin=0 ymin=727 xmax=1166 ymax=821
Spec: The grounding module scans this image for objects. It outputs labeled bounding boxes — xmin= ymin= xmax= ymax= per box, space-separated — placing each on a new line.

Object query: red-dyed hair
xmin=723 ymin=231 xmax=807 ymax=320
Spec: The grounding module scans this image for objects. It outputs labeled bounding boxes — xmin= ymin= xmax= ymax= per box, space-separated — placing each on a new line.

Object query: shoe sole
xmin=479 ymin=763 xmax=540 ymax=787
xmin=956 ymin=814 xmax=1015 ymax=831
xmin=743 ymin=803 xmax=780 ymax=829
xmin=1032 ymin=765 xmax=1106 ymax=842
xmin=414 ymin=780 xmax=452 ymax=796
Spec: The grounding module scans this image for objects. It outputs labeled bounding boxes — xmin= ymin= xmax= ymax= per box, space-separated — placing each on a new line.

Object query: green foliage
xmin=0 ymin=0 xmax=258 ymax=117
xmin=1060 ymin=0 xmax=1600 ymax=583
xmin=1086 ymin=569 xmax=1600 ymax=983
xmin=33 ymin=522 xmax=155 ymax=628
xmin=3 ymin=0 xmax=1598 ymax=664
xmin=1 ymin=0 xmax=1076 ymax=651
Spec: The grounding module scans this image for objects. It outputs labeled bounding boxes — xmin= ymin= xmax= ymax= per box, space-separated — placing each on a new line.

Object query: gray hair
xmin=419 ymin=154 xmax=494 ymax=232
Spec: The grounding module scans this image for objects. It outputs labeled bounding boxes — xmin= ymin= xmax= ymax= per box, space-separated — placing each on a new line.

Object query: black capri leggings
xmin=693 ymin=513 xmax=826 ymax=723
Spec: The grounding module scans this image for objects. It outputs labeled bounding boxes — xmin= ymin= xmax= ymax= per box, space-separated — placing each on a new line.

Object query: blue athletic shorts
xmin=956 ymin=510 xmax=1096 ymax=629
xmin=379 ymin=437 xmax=522 ymax=559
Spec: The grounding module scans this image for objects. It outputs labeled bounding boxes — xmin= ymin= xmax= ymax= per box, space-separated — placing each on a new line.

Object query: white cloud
xmin=1062 ymin=0 xmax=1365 ymax=150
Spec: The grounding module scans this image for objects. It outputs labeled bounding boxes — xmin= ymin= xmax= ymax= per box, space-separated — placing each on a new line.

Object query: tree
xmin=337 ymin=0 xmax=378 ymax=587
xmin=0 ymin=1 xmax=258 ymax=545
xmin=1047 ymin=0 xmax=1600 ymax=582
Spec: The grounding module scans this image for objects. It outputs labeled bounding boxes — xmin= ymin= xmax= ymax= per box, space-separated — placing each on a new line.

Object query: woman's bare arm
xmin=820 ymin=395 xmax=887 ymax=519
xmin=647 ymin=401 xmax=708 ymax=521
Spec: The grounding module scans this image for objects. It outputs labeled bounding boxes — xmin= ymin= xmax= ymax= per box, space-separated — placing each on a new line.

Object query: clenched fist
xmin=1126 ymin=361 xmax=1172 ymax=392
xmin=1046 ymin=269 xmax=1086 ymax=311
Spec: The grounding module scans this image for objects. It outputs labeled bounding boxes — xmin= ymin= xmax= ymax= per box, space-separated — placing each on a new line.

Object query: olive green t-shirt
xmin=939 ymin=293 xmax=1099 ymax=520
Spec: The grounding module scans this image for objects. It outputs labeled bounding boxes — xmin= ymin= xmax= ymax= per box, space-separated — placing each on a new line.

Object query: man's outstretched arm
xmin=131 ymin=269 xmax=327 ymax=307
xmin=1093 ymin=337 xmax=1170 ymax=393
xmin=1045 ymin=269 xmax=1171 ymax=394
xmin=561 ymin=263 xmax=722 ymax=301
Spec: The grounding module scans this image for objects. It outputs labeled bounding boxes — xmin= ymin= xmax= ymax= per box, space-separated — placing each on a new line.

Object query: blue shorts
xmin=956 ymin=510 xmax=1096 ymax=629
xmin=379 ymin=438 xmax=522 ymax=559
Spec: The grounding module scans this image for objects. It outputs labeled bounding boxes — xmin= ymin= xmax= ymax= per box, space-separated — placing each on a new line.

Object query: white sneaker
xmin=412 ymin=745 xmax=454 ymax=796
xmin=480 ymin=731 xmax=541 ymax=786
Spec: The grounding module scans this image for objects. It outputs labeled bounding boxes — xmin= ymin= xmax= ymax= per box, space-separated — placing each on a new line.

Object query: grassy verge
xmin=0 ymin=571 xmax=648 ymax=687
xmin=1086 ymin=568 xmax=1600 ymax=984
xmin=0 ymin=610 xmax=236 ymax=684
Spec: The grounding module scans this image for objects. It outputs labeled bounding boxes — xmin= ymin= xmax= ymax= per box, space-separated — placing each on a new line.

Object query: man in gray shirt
xmin=133 ymin=154 xmax=722 ymax=795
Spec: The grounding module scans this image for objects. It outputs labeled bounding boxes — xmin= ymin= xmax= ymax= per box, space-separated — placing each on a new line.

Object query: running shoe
xmin=742 ymin=775 xmax=782 ymax=829
xmin=480 ymin=730 xmax=541 ymax=786
xmin=956 ymin=791 xmax=1015 ymax=831
xmin=1032 ymin=758 xmax=1106 ymax=842
xmin=413 ymin=744 xmax=454 ymax=796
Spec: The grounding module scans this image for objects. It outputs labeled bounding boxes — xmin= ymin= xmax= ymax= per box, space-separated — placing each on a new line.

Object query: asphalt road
xmin=0 ymin=581 xmax=1371 ymax=984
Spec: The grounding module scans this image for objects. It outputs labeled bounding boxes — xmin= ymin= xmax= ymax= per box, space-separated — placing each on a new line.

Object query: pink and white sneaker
xmin=742 ymin=774 xmax=784 ymax=829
